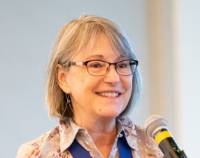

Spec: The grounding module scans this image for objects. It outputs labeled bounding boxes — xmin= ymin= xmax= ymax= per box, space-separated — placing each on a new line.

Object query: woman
xmin=16 ymin=15 xmax=163 ymax=158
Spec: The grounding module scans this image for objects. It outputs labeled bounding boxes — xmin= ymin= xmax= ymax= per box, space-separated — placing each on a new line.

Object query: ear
xmin=57 ymin=64 xmax=71 ymax=93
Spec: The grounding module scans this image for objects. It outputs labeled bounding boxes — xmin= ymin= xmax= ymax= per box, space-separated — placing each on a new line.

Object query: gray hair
xmin=46 ymin=15 xmax=142 ymax=118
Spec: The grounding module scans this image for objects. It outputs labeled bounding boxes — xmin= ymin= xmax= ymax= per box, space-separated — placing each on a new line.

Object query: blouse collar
xmin=59 ymin=117 xmax=138 ymax=153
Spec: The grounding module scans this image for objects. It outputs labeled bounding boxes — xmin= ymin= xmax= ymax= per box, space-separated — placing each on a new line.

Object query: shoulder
xmin=134 ymin=124 xmax=164 ymax=157
xmin=118 ymin=117 xmax=164 ymax=157
xmin=135 ymin=124 xmax=163 ymax=157
xmin=16 ymin=126 xmax=60 ymax=158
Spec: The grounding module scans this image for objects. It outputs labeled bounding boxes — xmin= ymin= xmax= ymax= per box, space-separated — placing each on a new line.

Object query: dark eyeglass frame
xmin=69 ymin=59 xmax=139 ymax=76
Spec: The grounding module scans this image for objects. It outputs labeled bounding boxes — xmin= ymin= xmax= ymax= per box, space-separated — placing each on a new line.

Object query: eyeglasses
xmin=69 ymin=59 xmax=138 ymax=76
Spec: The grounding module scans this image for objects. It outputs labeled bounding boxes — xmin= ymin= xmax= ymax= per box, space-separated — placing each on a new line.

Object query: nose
xmin=103 ymin=65 xmax=120 ymax=84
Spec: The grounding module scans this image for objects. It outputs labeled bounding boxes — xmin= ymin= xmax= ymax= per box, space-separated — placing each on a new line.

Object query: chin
xmin=99 ymin=110 xmax=122 ymax=119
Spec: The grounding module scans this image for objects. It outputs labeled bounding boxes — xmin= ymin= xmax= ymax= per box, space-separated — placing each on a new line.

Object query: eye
xmin=88 ymin=61 xmax=104 ymax=68
xmin=117 ymin=62 xmax=129 ymax=68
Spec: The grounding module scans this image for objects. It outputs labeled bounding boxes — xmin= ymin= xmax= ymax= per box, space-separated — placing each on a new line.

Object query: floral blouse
xmin=16 ymin=117 xmax=163 ymax=158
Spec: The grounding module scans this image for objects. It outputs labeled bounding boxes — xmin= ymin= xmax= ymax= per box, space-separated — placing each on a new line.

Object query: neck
xmin=74 ymin=114 xmax=116 ymax=131
xmin=73 ymin=114 xmax=118 ymax=158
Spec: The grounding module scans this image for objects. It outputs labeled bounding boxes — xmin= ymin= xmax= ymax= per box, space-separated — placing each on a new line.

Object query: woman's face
xmin=63 ymin=34 xmax=133 ymax=119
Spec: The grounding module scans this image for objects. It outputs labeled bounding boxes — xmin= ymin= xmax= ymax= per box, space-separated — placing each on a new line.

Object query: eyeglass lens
xmin=86 ymin=60 xmax=137 ymax=76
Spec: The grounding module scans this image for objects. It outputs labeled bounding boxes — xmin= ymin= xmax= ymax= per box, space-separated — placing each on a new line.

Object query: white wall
xmin=178 ymin=1 xmax=200 ymax=157
xmin=0 ymin=1 xmax=148 ymax=157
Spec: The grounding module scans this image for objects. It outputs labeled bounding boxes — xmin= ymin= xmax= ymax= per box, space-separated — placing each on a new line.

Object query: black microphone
xmin=145 ymin=115 xmax=187 ymax=158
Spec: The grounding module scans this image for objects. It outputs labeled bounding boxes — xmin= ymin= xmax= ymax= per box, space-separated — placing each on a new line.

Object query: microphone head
xmin=145 ymin=115 xmax=168 ymax=138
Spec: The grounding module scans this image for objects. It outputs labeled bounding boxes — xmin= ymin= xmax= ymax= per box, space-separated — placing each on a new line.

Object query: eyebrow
xmin=85 ymin=54 xmax=128 ymax=61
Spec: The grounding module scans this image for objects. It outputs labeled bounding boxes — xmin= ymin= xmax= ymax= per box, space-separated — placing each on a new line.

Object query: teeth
xmin=97 ymin=92 xmax=119 ymax=97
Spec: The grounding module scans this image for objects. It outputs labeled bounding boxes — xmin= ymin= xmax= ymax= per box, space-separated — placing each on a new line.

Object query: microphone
xmin=145 ymin=115 xmax=187 ymax=158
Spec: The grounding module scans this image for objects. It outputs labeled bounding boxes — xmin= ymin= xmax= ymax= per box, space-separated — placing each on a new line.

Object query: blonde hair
xmin=46 ymin=15 xmax=142 ymax=118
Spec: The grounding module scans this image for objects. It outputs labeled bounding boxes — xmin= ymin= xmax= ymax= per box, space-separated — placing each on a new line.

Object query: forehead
xmin=72 ymin=34 xmax=131 ymax=61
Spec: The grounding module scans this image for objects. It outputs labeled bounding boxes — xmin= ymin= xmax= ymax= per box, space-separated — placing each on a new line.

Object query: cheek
xmin=125 ymin=77 xmax=133 ymax=91
xmin=67 ymin=69 xmax=96 ymax=94
xmin=124 ymin=77 xmax=133 ymax=101
xmin=67 ymin=68 xmax=85 ymax=84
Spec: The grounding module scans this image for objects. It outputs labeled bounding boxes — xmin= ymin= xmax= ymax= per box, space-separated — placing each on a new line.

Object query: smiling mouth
xmin=96 ymin=92 xmax=121 ymax=97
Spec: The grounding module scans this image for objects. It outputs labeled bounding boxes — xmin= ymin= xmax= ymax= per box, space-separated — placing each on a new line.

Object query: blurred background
xmin=0 ymin=0 xmax=199 ymax=157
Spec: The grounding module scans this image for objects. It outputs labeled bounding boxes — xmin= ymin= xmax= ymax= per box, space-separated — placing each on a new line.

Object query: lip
xmin=95 ymin=90 xmax=123 ymax=94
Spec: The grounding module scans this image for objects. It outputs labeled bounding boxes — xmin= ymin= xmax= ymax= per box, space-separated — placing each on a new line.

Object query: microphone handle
xmin=159 ymin=137 xmax=187 ymax=158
